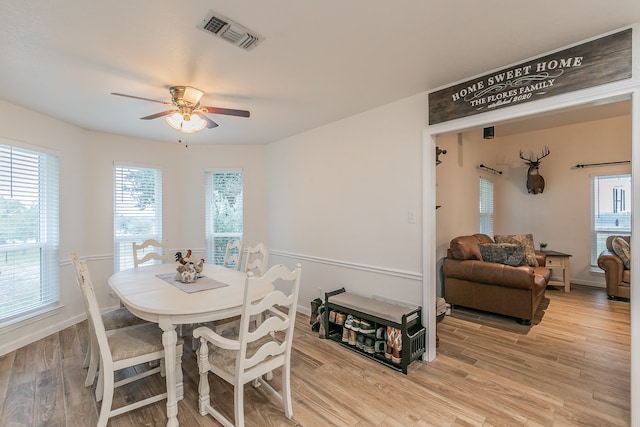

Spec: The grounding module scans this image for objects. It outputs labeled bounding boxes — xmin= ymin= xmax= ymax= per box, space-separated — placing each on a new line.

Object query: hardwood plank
xmin=0 ymin=351 xmax=15 ymax=417
xmin=34 ymin=368 xmax=66 ymax=427
xmin=36 ymin=332 xmax=60 ymax=373
xmin=74 ymin=320 xmax=90 ymax=362
xmin=58 ymin=324 xmax=81 ymax=360
xmin=0 ymin=380 xmax=34 ymax=427
xmin=65 ymin=400 xmax=98 ymax=427
xmin=9 ymin=340 xmax=39 ymax=386
xmin=61 ymin=355 xmax=95 ymax=409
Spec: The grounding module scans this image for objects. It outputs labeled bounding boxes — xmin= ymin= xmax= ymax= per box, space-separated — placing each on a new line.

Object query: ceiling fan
xmin=111 ymin=86 xmax=250 ymax=134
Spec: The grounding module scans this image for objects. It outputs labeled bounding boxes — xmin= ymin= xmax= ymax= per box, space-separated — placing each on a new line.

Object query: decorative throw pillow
xmin=612 ymin=236 xmax=631 ymax=270
xmin=478 ymin=243 xmax=528 ymax=266
xmin=494 ymin=234 xmax=538 ymax=266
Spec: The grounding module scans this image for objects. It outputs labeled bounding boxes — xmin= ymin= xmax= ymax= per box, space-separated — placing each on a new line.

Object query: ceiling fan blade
xmin=111 ymin=92 xmax=172 ymax=105
xmin=140 ymin=110 xmax=177 ymax=120
xmin=195 ymin=112 xmax=219 ymax=128
xmin=200 ymin=106 xmax=250 ymax=118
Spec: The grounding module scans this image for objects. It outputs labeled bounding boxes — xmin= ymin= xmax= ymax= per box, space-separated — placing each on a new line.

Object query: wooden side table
xmin=543 ymin=250 xmax=572 ymax=292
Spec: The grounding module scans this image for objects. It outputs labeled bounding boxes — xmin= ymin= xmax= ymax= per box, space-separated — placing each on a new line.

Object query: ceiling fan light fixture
xmin=165 ymin=112 xmax=207 ymax=134
xmin=183 ymin=86 xmax=204 ymax=106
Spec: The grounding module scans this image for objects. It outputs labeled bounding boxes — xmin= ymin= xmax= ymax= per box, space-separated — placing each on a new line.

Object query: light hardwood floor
xmin=0 ymin=284 xmax=630 ymax=426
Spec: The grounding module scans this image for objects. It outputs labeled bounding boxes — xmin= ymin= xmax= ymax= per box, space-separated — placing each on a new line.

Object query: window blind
xmin=205 ymin=171 xmax=243 ymax=265
xmin=114 ymin=165 xmax=162 ymax=271
xmin=479 ymin=177 xmax=494 ymax=237
xmin=591 ymin=174 xmax=631 ymax=265
xmin=0 ymin=144 xmax=59 ymax=323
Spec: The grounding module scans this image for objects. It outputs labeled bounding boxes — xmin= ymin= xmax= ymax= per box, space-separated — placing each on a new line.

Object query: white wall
xmin=434 ymin=131 xmax=495 ymax=254
xmin=435 ymin=114 xmax=631 ymax=290
xmin=266 ymin=92 xmax=428 ymax=311
xmin=0 ymin=100 xmax=267 ymax=355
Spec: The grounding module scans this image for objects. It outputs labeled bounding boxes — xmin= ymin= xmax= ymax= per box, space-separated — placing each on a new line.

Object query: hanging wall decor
xmin=519 ymin=146 xmax=550 ymax=194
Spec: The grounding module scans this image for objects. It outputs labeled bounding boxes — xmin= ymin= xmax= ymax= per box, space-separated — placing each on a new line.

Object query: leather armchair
xmin=597 ymin=235 xmax=630 ymax=300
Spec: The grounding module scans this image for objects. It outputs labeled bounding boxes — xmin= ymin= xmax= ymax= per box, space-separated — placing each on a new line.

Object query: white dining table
xmin=108 ymin=262 xmax=273 ymax=427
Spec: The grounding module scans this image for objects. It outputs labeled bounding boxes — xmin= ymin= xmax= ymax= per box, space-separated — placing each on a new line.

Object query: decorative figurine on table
xmin=174 ymin=249 xmax=205 ymax=282
xmin=175 ymin=249 xmax=194 ymax=265
xmin=180 ymin=261 xmax=198 ymax=283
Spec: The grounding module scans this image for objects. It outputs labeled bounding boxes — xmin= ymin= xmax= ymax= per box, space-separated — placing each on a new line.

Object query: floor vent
xmin=199 ymin=12 xmax=264 ymax=51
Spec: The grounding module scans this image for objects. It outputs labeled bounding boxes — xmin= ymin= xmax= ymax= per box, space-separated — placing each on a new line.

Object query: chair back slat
xmin=248 ymin=315 xmax=289 ymax=340
xmin=133 ymin=239 xmax=170 ymax=267
xmin=244 ymin=341 xmax=286 ymax=370
xmin=223 ymin=240 xmax=243 ymax=270
xmin=246 ymin=290 xmax=291 ymax=316
xmin=243 ymin=243 xmax=269 ymax=276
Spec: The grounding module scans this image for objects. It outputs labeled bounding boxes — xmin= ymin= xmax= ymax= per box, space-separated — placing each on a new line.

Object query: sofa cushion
xmin=494 ymin=234 xmax=538 ymax=267
xmin=449 ymin=234 xmax=493 ymax=260
xmin=478 ymin=243 xmax=527 ymax=266
xmin=606 ymin=235 xmax=630 ymax=252
xmin=612 ymin=236 xmax=631 ymax=270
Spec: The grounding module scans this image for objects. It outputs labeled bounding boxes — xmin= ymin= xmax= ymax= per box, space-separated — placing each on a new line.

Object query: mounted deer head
xmin=519 ymin=146 xmax=550 ymax=194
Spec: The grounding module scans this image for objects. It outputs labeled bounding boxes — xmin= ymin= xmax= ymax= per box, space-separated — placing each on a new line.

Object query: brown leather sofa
xmin=597 ymin=235 xmax=630 ymax=300
xmin=443 ymin=234 xmax=551 ymax=324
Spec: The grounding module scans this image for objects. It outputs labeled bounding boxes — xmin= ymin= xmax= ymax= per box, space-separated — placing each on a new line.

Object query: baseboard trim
xmin=0 ymin=312 xmax=86 ymax=356
xmin=570 ymin=279 xmax=606 ymax=289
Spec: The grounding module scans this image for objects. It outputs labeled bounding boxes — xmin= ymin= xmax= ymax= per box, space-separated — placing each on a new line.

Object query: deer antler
xmin=519 ymin=150 xmax=532 ymax=163
xmin=537 ymin=146 xmax=550 ymax=162
xmin=520 ymin=147 xmax=551 ymax=164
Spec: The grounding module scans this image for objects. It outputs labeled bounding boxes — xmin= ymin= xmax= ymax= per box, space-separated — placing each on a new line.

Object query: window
xmin=0 ymin=143 xmax=59 ymax=324
xmin=205 ymin=171 xmax=243 ymax=265
xmin=114 ymin=165 xmax=162 ymax=271
xmin=479 ymin=177 xmax=494 ymax=237
xmin=592 ymin=174 xmax=631 ymax=265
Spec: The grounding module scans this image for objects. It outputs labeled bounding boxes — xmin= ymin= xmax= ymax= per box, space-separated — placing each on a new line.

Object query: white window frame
xmin=591 ymin=173 xmax=632 ymax=266
xmin=0 ymin=142 xmax=59 ymax=325
xmin=479 ymin=176 xmax=494 ymax=237
xmin=113 ymin=164 xmax=163 ymax=271
xmin=205 ymin=170 xmax=243 ymax=265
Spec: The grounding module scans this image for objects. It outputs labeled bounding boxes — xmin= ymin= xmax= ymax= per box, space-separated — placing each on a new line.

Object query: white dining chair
xmin=193 ymin=263 xmax=302 ymax=427
xmin=243 ymin=242 xmax=269 ymax=276
xmin=223 ymin=239 xmax=243 ymax=270
xmin=71 ymin=254 xmax=148 ymax=388
xmin=132 ymin=239 xmax=171 ymax=267
xmin=71 ymin=253 xmax=183 ymax=427
xmin=213 ymin=242 xmax=269 ymax=338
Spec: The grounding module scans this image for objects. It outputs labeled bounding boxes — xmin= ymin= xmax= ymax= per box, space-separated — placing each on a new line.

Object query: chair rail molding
xmin=269 ymin=249 xmax=422 ymax=281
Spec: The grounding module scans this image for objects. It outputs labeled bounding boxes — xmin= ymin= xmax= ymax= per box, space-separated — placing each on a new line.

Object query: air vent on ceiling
xmin=199 ymin=12 xmax=264 ymax=51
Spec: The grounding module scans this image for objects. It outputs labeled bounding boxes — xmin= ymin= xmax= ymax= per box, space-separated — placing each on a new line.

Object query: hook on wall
xmin=436 ymin=146 xmax=447 ymax=165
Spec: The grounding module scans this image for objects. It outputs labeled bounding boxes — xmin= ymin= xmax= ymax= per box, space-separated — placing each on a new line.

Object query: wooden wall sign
xmin=428 ymin=28 xmax=632 ymax=125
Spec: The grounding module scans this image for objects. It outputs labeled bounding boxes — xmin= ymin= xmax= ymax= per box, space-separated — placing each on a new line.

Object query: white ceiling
xmin=1 ymin=1 xmax=639 ymax=145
